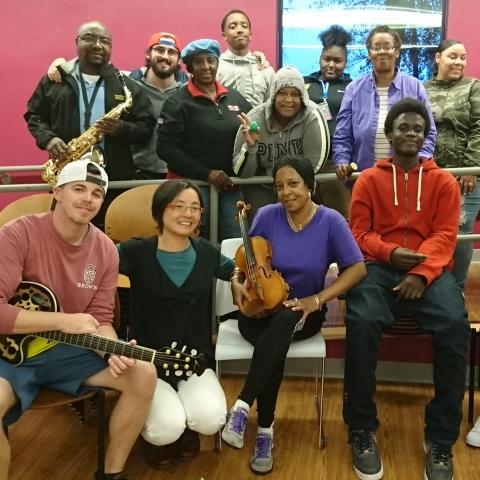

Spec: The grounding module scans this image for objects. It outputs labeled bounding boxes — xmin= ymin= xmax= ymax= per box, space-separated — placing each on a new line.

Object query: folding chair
xmin=104 ymin=184 xmax=158 ymax=243
xmin=215 ymin=238 xmax=327 ymax=448
xmin=0 ymin=193 xmax=53 ymax=225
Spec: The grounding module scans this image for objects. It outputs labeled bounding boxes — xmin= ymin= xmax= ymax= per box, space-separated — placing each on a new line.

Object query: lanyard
xmin=78 ymin=73 xmax=103 ymax=130
xmin=320 ymin=80 xmax=329 ymax=101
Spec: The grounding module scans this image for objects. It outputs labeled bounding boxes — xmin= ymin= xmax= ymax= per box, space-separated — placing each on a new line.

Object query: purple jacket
xmin=332 ymin=69 xmax=436 ymax=171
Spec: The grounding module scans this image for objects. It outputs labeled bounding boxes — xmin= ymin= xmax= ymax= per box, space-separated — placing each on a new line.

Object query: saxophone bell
xmin=83 ymin=146 xmax=105 ymax=168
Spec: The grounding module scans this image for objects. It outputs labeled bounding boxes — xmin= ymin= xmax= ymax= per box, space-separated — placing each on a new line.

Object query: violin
xmin=235 ymin=201 xmax=289 ymax=318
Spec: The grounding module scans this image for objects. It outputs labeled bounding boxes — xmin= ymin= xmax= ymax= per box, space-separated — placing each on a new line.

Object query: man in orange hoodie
xmin=343 ymin=98 xmax=469 ymax=480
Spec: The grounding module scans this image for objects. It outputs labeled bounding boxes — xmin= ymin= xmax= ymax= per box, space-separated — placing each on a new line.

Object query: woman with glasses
xmin=117 ymin=180 xmax=241 ymax=469
xmin=333 ymin=25 xmax=437 ymax=179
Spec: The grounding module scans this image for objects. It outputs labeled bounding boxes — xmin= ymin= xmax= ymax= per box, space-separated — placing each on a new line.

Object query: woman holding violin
xmin=224 ymin=157 xmax=366 ymax=474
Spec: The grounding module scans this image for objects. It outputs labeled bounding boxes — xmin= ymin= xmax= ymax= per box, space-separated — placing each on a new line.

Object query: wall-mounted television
xmin=280 ymin=0 xmax=447 ymax=81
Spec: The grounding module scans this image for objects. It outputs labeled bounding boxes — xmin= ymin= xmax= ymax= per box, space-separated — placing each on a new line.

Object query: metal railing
xmin=2 ymin=165 xmax=480 ymax=244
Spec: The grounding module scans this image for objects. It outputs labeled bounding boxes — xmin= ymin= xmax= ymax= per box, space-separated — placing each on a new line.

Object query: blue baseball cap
xmin=181 ymin=39 xmax=221 ymax=63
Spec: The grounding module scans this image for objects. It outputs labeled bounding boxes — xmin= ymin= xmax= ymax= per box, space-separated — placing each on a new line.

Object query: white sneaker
xmin=250 ymin=432 xmax=274 ymax=473
xmin=466 ymin=416 xmax=480 ymax=447
xmin=221 ymin=406 xmax=248 ymax=448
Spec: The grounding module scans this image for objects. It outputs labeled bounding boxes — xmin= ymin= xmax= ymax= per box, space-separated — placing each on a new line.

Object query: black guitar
xmin=0 ymin=281 xmax=205 ymax=377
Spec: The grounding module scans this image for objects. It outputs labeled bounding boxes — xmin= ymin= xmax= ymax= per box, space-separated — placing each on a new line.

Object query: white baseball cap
xmin=56 ymin=159 xmax=108 ymax=194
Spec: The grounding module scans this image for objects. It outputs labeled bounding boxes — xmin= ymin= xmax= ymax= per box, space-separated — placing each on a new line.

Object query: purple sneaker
xmin=250 ymin=432 xmax=274 ymax=473
xmin=222 ymin=406 xmax=248 ymax=448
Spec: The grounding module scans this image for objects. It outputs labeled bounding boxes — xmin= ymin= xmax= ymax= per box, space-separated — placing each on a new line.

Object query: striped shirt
xmin=374 ymin=87 xmax=391 ymax=162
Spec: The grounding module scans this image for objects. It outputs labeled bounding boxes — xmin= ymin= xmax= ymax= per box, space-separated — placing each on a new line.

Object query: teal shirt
xmin=156 ymin=242 xmax=233 ymax=287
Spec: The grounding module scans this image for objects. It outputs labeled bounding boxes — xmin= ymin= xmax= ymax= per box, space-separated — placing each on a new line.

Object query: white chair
xmin=215 ymin=238 xmax=327 ymax=448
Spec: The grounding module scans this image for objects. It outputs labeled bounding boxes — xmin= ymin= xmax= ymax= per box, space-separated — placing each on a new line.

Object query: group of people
xmin=0 ymin=8 xmax=479 ymax=480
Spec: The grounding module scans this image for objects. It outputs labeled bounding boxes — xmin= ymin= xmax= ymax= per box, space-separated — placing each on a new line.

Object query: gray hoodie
xmin=233 ymin=66 xmax=330 ymax=177
xmin=217 ymin=49 xmax=274 ymax=107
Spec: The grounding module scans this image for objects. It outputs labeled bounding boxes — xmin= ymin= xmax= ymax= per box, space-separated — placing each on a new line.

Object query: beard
xmin=149 ymin=59 xmax=178 ymax=79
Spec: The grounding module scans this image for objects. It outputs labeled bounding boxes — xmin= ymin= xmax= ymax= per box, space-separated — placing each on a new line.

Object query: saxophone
xmin=42 ymin=71 xmax=133 ymax=185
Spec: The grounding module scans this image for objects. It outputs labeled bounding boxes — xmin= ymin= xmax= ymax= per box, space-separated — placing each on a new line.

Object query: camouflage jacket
xmin=424 ymin=76 xmax=480 ymax=168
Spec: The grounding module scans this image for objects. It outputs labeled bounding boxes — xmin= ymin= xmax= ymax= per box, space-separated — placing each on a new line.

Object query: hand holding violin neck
xmin=234 ymin=203 xmax=289 ymax=318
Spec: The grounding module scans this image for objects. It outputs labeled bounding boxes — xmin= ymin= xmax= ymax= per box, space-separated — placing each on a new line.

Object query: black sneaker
xmin=424 ymin=440 xmax=453 ymax=480
xmin=348 ymin=429 xmax=384 ymax=480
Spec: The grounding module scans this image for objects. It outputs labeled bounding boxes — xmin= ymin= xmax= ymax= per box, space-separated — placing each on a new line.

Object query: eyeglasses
xmin=77 ymin=34 xmax=112 ymax=47
xmin=151 ymin=45 xmax=179 ymax=57
xmin=167 ymin=203 xmax=204 ymax=215
xmin=369 ymin=46 xmax=396 ymax=53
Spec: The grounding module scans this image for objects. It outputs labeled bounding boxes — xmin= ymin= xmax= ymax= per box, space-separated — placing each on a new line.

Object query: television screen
xmin=280 ymin=0 xmax=447 ymax=81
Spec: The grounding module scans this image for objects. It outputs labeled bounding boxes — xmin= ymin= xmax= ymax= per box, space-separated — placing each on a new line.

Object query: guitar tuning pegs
xmin=165 ymin=349 xmax=171 ymax=355
xmin=174 ymin=364 xmax=179 ymax=369
xmin=165 ymin=370 xmax=170 ymax=376
xmin=191 ymin=349 xmax=198 ymax=356
xmin=186 ymin=371 xmax=192 ymax=377
xmin=181 ymin=345 xmax=187 ymax=352
xmin=175 ymin=370 xmax=183 ymax=377
xmin=171 ymin=341 xmax=178 ymax=348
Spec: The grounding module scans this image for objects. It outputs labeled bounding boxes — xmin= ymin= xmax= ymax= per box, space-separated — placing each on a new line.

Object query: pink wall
xmin=446 ymin=0 xmax=479 ymax=78
xmin=0 ymin=0 xmax=278 ymax=173
xmin=0 ymin=0 xmax=474 ymax=173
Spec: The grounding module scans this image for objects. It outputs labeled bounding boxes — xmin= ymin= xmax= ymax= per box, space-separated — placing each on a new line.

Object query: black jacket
xmin=119 ymin=236 xmax=233 ymax=371
xmin=25 ymin=60 xmax=156 ymax=181
xmin=157 ymin=82 xmax=251 ymax=180
xmin=304 ymin=72 xmax=352 ymax=140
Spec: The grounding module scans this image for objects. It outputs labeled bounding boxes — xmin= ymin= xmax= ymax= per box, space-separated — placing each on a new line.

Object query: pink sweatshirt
xmin=0 ymin=212 xmax=119 ymax=333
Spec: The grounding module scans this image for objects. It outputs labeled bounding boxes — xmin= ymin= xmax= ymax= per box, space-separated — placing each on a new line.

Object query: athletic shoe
xmin=348 ymin=429 xmax=383 ymax=480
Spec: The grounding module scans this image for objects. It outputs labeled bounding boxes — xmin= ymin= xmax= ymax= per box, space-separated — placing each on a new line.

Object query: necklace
xmin=286 ymin=202 xmax=317 ymax=232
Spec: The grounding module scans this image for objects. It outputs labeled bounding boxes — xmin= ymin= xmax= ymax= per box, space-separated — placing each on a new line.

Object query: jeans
xmin=199 ymin=187 xmax=242 ymax=242
xmin=238 ymin=307 xmax=325 ymax=427
xmin=343 ymin=263 xmax=470 ymax=446
xmin=452 ymin=182 xmax=480 ymax=288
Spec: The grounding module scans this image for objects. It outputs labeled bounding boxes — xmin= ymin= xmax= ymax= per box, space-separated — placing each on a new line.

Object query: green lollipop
xmin=249 ymin=121 xmax=258 ymax=133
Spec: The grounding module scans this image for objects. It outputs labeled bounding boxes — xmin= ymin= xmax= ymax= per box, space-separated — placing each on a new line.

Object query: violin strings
xmin=239 ymin=212 xmax=257 ymax=287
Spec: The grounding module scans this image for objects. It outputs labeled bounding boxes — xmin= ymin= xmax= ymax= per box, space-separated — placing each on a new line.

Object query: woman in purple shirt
xmin=223 ymin=157 xmax=366 ymax=474
xmin=333 ymin=25 xmax=436 ymax=179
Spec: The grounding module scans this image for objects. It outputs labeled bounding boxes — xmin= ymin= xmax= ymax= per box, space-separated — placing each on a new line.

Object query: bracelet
xmin=313 ymin=294 xmax=320 ymax=310
xmin=230 ymin=267 xmax=241 ymax=282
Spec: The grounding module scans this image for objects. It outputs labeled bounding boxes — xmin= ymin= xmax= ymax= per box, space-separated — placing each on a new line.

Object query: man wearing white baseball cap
xmin=56 ymin=157 xmax=109 ymax=193
xmin=0 ymin=159 xmax=157 ymax=480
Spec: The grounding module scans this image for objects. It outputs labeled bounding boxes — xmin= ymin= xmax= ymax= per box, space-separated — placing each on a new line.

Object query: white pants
xmin=141 ymin=368 xmax=227 ymax=446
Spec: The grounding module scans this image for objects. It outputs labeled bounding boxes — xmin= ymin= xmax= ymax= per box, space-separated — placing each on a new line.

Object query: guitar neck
xmin=8 ymin=281 xmax=200 ymax=376
xmin=37 ymin=331 xmax=159 ymax=365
